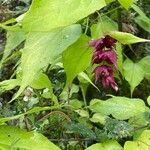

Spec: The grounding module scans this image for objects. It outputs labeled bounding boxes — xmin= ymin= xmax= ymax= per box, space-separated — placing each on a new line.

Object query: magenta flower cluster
xmin=89 ymin=35 xmax=118 ymax=91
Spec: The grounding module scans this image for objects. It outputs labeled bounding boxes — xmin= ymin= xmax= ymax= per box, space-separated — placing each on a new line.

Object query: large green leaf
xmin=118 ymin=0 xmax=133 ymax=9
xmin=91 ymin=15 xmax=118 ymax=38
xmin=124 ymin=130 xmax=150 ymax=150
xmin=63 ymin=35 xmax=92 ymax=87
xmin=139 ymin=56 xmax=150 ymax=80
xmin=4 ymin=0 xmax=106 ymax=32
xmin=109 ymin=31 xmax=150 ymax=44
xmin=85 ymin=140 xmax=122 ymax=150
xmin=89 ymin=96 xmax=148 ymax=120
xmin=0 ymin=125 xmax=60 ymax=150
xmin=123 ymin=59 xmax=144 ymax=95
xmin=0 ymin=31 xmax=25 ymax=65
xmin=11 ymin=24 xmax=81 ymax=101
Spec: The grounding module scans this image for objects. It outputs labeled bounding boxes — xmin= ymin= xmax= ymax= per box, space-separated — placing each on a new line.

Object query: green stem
xmin=80 ymin=85 xmax=87 ymax=109
xmin=96 ymin=11 xmax=104 ymax=35
xmin=102 ymin=6 xmax=122 ymax=17
xmin=84 ymin=17 xmax=89 ymax=34
xmin=67 ymin=85 xmax=71 ymax=105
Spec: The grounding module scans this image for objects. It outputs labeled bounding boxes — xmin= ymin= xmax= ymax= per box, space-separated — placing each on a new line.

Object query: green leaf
xmin=147 ymin=96 xmax=150 ymax=106
xmin=85 ymin=140 xmax=122 ymax=150
xmin=65 ymin=123 xmax=96 ymax=139
xmin=63 ymin=35 xmax=92 ymax=87
xmin=116 ymin=43 xmax=123 ymax=74
xmin=60 ymin=84 xmax=79 ymax=101
xmin=124 ymin=130 xmax=150 ymax=150
xmin=0 ymin=79 xmax=20 ymax=93
xmin=128 ymin=112 xmax=150 ymax=128
xmin=90 ymin=113 xmax=106 ymax=125
xmin=0 ymin=105 xmax=60 ymax=124
xmin=91 ymin=15 xmax=118 ymax=38
xmin=134 ymin=16 xmax=150 ymax=33
xmin=78 ymin=72 xmax=99 ymax=91
xmin=5 ymin=0 xmax=106 ymax=32
xmin=132 ymin=4 xmax=150 ymax=33
xmin=0 ymin=125 xmax=60 ymax=150
xmin=109 ymin=31 xmax=150 ymax=44
xmin=0 ymin=31 xmax=25 ymax=65
xmin=75 ymin=109 xmax=89 ymax=118
xmin=118 ymin=0 xmax=133 ymax=9
xmin=89 ymin=96 xmax=148 ymax=120
xmin=131 ymin=4 xmax=148 ymax=18
xmin=30 ymin=73 xmax=52 ymax=90
xmin=70 ymin=99 xmax=83 ymax=110
xmin=69 ymin=84 xmax=79 ymax=96
xmin=123 ymin=59 xmax=144 ymax=95
xmin=11 ymin=24 xmax=81 ymax=102
xmin=30 ymin=73 xmax=58 ymax=103
xmin=139 ymin=56 xmax=150 ymax=80
xmin=104 ymin=118 xmax=134 ymax=139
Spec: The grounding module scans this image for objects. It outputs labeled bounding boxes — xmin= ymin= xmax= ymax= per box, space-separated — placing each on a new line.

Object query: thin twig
xmin=48 ymin=138 xmax=94 ymax=142
xmin=101 ymin=6 xmax=122 ymax=17
xmin=38 ymin=110 xmax=71 ymax=123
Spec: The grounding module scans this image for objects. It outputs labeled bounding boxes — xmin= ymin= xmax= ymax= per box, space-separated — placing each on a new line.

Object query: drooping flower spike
xmin=89 ymin=35 xmax=118 ymax=91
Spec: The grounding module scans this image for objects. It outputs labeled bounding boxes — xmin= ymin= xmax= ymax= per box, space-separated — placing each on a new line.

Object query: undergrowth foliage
xmin=0 ymin=0 xmax=150 ymax=150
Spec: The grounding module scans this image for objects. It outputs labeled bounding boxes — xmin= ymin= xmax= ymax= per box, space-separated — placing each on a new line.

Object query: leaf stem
xmin=102 ymin=6 xmax=122 ymax=17
xmin=84 ymin=17 xmax=89 ymax=34
xmin=80 ymin=85 xmax=88 ymax=109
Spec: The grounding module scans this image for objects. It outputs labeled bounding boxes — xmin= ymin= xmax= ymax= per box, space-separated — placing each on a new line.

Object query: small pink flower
xmin=94 ymin=65 xmax=113 ymax=82
xmin=92 ymin=49 xmax=117 ymax=67
xmin=94 ymin=65 xmax=118 ymax=91
xmin=89 ymin=38 xmax=105 ymax=51
xmin=102 ymin=76 xmax=118 ymax=91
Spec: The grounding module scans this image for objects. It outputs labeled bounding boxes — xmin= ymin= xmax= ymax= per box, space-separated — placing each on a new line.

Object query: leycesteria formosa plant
xmin=89 ymin=35 xmax=118 ymax=91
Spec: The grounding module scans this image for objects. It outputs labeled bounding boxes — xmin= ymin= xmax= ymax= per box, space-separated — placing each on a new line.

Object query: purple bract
xmin=89 ymin=35 xmax=117 ymax=51
xmin=92 ymin=49 xmax=117 ymax=67
xmin=94 ymin=65 xmax=118 ymax=91
xmin=90 ymin=35 xmax=118 ymax=91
